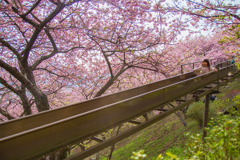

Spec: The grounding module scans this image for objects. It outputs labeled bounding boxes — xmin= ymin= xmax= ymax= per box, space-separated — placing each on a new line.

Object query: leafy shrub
xmin=210 ymin=98 xmax=231 ymax=112
xmin=131 ymin=111 xmax=240 ymax=160
xmin=232 ymin=94 xmax=240 ymax=108
xmin=186 ymin=101 xmax=217 ymax=127
xmin=185 ymin=111 xmax=240 ymax=159
xmin=131 ymin=97 xmax=240 ymax=160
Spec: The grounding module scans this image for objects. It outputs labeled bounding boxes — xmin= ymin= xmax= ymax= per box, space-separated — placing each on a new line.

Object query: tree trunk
xmin=94 ymin=79 xmax=114 ymax=97
xmin=94 ymin=67 xmax=127 ymax=98
xmin=107 ymin=125 xmax=122 ymax=160
xmin=19 ymin=91 xmax=32 ymax=115
xmin=35 ymin=94 xmax=49 ymax=112
xmin=20 ymin=62 xmax=50 ymax=112
xmin=55 ymin=148 xmax=69 ymax=160
xmin=167 ymin=104 xmax=187 ymax=126
xmin=19 ymin=86 xmax=32 ymax=115
xmin=174 ymin=111 xmax=187 ymax=126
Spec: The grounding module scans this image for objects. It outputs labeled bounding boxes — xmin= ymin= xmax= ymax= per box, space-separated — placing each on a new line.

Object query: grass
xmin=99 ymin=115 xmax=201 ymax=160
xmin=98 ymin=78 xmax=240 ymax=160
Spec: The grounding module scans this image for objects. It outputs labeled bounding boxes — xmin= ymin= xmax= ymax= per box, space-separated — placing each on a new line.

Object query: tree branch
xmin=31 ymin=45 xmax=84 ymax=70
xmin=21 ymin=3 xmax=66 ymax=63
xmin=0 ymin=59 xmax=41 ymax=96
xmin=0 ymin=77 xmax=20 ymax=95
xmin=180 ymin=0 xmax=240 ymax=22
xmin=0 ymin=38 xmax=21 ymax=60
xmin=94 ymin=64 xmax=128 ymax=97
xmin=34 ymin=68 xmax=68 ymax=78
xmin=0 ymin=101 xmax=15 ymax=120
xmin=90 ymin=36 xmax=114 ymax=78
xmin=21 ymin=0 xmax=41 ymax=17
xmin=130 ymin=65 xmax=158 ymax=72
xmin=45 ymin=29 xmax=58 ymax=52
xmin=3 ymin=0 xmax=39 ymax=27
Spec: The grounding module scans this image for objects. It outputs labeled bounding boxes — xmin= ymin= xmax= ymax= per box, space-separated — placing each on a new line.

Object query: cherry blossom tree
xmin=1 ymin=0 xmax=236 ymax=122
xmin=0 ymin=0 xmax=182 ymax=121
xmin=169 ymin=0 xmax=240 ymax=66
xmin=171 ymin=0 xmax=240 ymax=26
xmin=2 ymin=1 xmax=238 ymax=159
xmin=1 ymin=0 xmax=86 ymax=120
xmin=218 ymin=24 xmax=240 ymax=61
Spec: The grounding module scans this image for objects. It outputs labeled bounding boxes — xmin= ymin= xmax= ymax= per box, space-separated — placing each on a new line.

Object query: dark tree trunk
xmin=35 ymin=94 xmax=50 ymax=112
xmin=20 ymin=61 xmax=50 ymax=112
xmin=55 ymin=148 xmax=69 ymax=160
xmin=19 ymin=86 xmax=32 ymax=115
xmin=94 ymin=67 xmax=127 ymax=98
xmin=94 ymin=79 xmax=114 ymax=98
xmin=19 ymin=91 xmax=32 ymax=115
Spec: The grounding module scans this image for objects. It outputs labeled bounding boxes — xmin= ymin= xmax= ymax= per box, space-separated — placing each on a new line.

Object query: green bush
xmin=210 ymin=99 xmax=225 ymax=111
xmin=131 ymin=110 xmax=240 ymax=160
xmin=185 ymin=111 xmax=240 ymax=159
xmin=130 ymin=96 xmax=240 ymax=160
xmin=232 ymin=94 xmax=240 ymax=109
xmin=186 ymin=101 xmax=217 ymax=127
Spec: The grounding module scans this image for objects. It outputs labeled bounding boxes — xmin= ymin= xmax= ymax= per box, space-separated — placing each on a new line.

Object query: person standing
xmin=230 ymin=56 xmax=236 ymax=64
xmin=193 ymin=59 xmax=218 ymax=103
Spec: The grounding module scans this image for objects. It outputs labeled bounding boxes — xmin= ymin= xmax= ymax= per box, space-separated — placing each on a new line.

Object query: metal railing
xmin=180 ymin=58 xmax=227 ymax=74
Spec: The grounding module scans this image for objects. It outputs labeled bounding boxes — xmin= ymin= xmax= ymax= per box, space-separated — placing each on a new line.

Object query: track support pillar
xmin=202 ymin=94 xmax=210 ymax=141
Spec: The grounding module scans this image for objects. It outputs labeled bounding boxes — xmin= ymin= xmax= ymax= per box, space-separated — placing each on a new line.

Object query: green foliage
xmin=214 ymin=92 xmax=225 ymax=99
xmin=104 ymin=113 xmax=200 ymax=160
xmin=210 ymin=98 xmax=234 ymax=112
xmin=165 ymin=147 xmax=184 ymax=158
xmin=185 ymin=96 xmax=240 ymax=159
xmin=185 ymin=113 xmax=240 ymax=159
xmin=131 ymin=96 xmax=240 ymax=160
xmin=131 ymin=112 xmax=240 ymax=160
xmin=233 ymin=95 xmax=240 ymax=107
xmin=131 ymin=150 xmax=147 ymax=160
xmin=120 ymin=81 xmax=240 ymax=160
xmin=186 ymin=101 xmax=217 ymax=127
xmin=131 ymin=151 xmax=181 ymax=160
xmin=218 ymin=23 xmax=240 ymax=69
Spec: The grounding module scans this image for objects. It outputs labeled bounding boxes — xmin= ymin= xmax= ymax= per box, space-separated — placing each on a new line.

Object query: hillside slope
xmin=99 ymin=78 xmax=240 ymax=160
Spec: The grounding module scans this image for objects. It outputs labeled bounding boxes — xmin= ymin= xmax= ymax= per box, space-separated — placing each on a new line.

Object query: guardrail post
xmin=181 ymin=65 xmax=183 ymax=74
xmin=217 ymin=64 xmax=220 ymax=90
xmin=193 ymin=63 xmax=195 ymax=70
xmin=226 ymin=61 xmax=229 ymax=84
xmin=202 ymin=94 xmax=210 ymax=141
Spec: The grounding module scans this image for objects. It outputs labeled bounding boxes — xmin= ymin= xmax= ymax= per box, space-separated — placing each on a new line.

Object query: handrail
xmin=181 ymin=58 xmax=227 ymax=74
xmin=0 ymin=61 xmax=237 ymax=160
